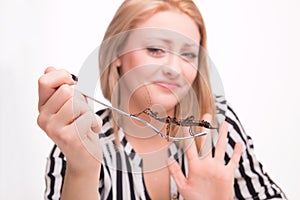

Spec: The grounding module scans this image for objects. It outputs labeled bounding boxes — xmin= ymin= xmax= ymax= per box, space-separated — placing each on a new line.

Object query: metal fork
xmin=77 ymin=90 xmax=209 ymax=141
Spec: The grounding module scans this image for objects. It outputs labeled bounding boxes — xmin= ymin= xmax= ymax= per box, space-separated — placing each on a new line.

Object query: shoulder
xmin=214 ymin=96 xmax=245 ymax=132
xmin=215 ymin=96 xmax=244 ymax=131
xmin=215 ymin=97 xmax=251 ymax=154
xmin=215 ymin=99 xmax=287 ymax=199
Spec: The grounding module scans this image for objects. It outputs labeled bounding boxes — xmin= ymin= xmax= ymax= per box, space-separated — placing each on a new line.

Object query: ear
xmin=113 ymin=58 xmax=122 ymax=75
xmin=114 ymin=58 xmax=122 ymax=68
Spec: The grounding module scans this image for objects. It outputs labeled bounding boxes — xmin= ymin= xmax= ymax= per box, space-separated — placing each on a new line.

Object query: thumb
xmin=91 ymin=114 xmax=103 ymax=133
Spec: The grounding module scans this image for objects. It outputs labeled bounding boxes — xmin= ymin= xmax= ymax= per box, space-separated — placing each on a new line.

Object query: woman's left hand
xmin=168 ymin=121 xmax=243 ymax=200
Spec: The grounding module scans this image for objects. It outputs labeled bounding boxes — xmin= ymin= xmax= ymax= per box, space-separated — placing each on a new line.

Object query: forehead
xmin=124 ymin=29 xmax=199 ymax=51
xmin=119 ymin=11 xmax=201 ymax=54
xmin=136 ymin=10 xmax=200 ymax=44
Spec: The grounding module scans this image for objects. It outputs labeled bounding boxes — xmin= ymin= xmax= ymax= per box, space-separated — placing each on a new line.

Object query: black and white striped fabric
xmin=44 ymin=98 xmax=287 ymax=200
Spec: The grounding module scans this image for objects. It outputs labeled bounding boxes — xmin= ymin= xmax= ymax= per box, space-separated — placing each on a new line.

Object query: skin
xmin=37 ymin=10 xmax=243 ymax=200
xmin=117 ymin=12 xmax=199 ymax=116
xmin=37 ymin=67 xmax=102 ymax=200
xmin=116 ymin=11 xmax=243 ymax=200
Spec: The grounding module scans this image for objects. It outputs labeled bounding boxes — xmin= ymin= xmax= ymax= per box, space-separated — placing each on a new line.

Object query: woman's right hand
xmin=37 ymin=67 xmax=103 ymax=174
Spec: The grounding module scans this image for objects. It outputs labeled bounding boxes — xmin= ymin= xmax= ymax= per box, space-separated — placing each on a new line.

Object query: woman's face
xmin=117 ymin=10 xmax=200 ymax=114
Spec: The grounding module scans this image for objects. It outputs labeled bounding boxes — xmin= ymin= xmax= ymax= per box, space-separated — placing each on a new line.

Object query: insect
xmin=72 ymin=74 xmax=216 ymax=141
xmin=131 ymin=108 xmax=217 ymax=139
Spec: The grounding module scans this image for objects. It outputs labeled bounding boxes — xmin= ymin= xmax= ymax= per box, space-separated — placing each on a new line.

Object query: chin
xmin=148 ymin=95 xmax=179 ymax=114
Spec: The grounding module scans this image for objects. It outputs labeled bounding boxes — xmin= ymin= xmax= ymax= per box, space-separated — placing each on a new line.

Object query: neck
xmin=116 ymin=87 xmax=175 ymax=153
xmin=125 ymin=130 xmax=171 ymax=154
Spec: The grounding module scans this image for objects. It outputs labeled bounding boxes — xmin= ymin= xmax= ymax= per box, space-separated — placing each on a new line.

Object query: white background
xmin=1 ymin=0 xmax=299 ymax=199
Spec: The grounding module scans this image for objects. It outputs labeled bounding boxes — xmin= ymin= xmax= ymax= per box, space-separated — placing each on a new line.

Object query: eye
xmin=146 ymin=47 xmax=166 ymax=57
xmin=181 ymin=52 xmax=197 ymax=60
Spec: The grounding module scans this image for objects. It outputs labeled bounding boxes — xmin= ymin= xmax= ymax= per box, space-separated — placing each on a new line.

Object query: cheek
xmin=120 ymin=51 xmax=151 ymax=74
xmin=119 ymin=52 xmax=139 ymax=75
xmin=120 ymin=51 xmax=160 ymax=82
xmin=183 ymin=66 xmax=198 ymax=85
xmin=119 ymin=52 xmax=156 ymax=93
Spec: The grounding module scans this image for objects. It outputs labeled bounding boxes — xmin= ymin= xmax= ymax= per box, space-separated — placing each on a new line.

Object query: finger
xmin=182 ymin=127 xmax=198 ymax=161
xmin=74 ymin=92 xmax=97 ymax=128
xmin=44 ymin=66 xmax=56 ymax=74
xmin=42 ymin=84 xmax=74 ymax=114
xmin=214 ymin=122 xmax=229 ymax=161
xmin=72 ymin=110 xmax=102 ymax=138
xmin=184 ymin=135 xmax=199 ymax=162
xmin=38 ymin=86 xmax=74 ymax=132
xmin=66 ymin=111 xmax=103 ymax=162
xmin=38 ymin=69 xmax=75 ymax=110
xmin=167 ymin=159 xmax=187 ymax=191
xmin=195 ymin=113 xmax=212 ymax=150
xmin=91 ymin=114 xmax=103 ymax=133
xmin=37 ymin=92 xmax=89 ymax=138
xmin=227 ymin=142 xmax=243 ymax=171
xmin=200 ymin=113 xmax=212 ymax=131
xmin=54 ymin=96 xmax=91 ymax=126
xmin=43 ymin=87 xmax=86 ymax=115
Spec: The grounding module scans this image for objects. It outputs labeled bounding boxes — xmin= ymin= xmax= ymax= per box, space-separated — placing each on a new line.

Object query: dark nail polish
xmin=71 ymin=74 xmax=78 ymax=82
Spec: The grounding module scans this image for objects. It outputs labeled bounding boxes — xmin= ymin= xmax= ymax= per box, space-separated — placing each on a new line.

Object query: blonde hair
xmin=99 ymin=0 xmax=215 ymax=141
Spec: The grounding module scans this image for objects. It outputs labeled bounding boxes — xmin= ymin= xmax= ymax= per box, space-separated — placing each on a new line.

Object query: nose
xmin=162 ymin=52 xmax=182 ymax=79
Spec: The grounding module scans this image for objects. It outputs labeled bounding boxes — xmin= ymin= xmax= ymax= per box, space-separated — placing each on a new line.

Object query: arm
xmin=167 ymin=101 xmax=287 ymax=200
xmin=44 ymin=145 xmax=103 ymax=200
xmin=38 ymin=67 xmax=102 ymax=200
xmin=168 ymin=120 xmax=243 ymax=200
xmin=61 ymin=163 xmax=101 ymax=200
xmin=224 ymin=104 xmax=287 ymax=199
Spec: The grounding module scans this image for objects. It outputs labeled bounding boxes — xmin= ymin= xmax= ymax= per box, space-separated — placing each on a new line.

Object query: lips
xmin=154 ymin=81 xmax=180 ymax=91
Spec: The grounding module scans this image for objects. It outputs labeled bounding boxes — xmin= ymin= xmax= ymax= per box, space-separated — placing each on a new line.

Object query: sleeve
xmin=44 ymin=145 xmax=66 ymax=200
xmin=44 ymin=144 xmax=107 ymax=200
xmin=44 ymin=109 xmax=109 ymax=200
xmin=223 ymin=104 xmax=287 ymax=199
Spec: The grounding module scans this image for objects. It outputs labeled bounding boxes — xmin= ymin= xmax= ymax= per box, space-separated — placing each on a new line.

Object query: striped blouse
xmin=44 ymin=97 xmax=287 ymax=199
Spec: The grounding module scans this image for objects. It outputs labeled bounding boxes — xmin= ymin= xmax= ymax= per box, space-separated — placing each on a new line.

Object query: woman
xmin=38 ymin=0 xmax=286 ymax=199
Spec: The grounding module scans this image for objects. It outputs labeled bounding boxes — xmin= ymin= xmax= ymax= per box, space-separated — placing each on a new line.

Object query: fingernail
xmin=202 ymin=113 xmax=212 ymax=122
xmin=71 ymin=74 xmax=78 ymax=82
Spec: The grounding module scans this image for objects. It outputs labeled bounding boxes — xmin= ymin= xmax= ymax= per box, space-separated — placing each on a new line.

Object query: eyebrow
xmin=143 ymin=36 xmax=199 ymax=49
